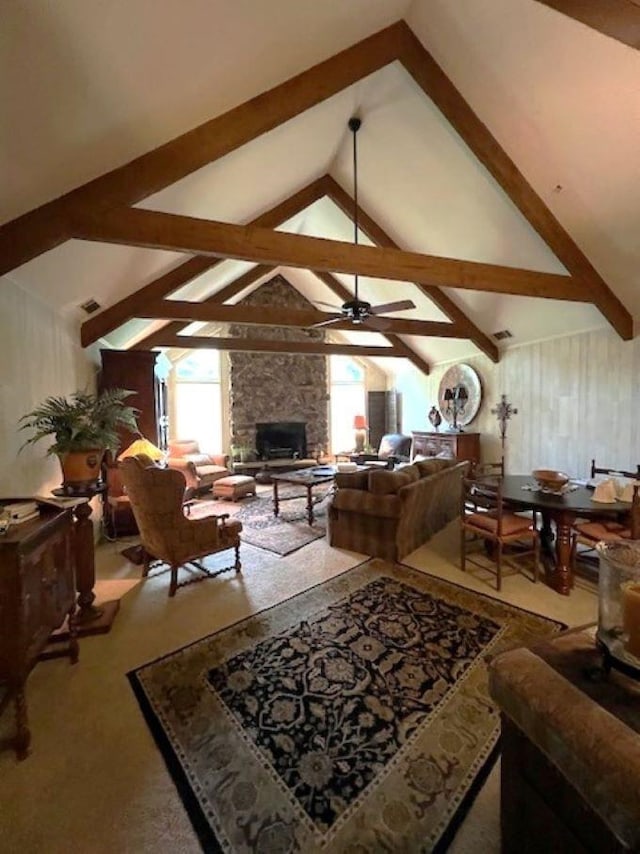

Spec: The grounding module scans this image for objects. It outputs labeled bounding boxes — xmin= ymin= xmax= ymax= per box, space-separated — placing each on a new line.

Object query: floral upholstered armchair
xmin=165 ymin=439 xmax=230 ymax=496
xmin=121 ymin=456 xmax=242 ymax=597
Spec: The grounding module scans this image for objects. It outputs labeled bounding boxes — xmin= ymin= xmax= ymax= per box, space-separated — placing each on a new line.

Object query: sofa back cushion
xmin=368 ymin=469 xmax=412 ymax=495
xmin=414 ymin=458 xmax=455 ymax=477
xmin=168 ymin=439 xmax=200 ymax=458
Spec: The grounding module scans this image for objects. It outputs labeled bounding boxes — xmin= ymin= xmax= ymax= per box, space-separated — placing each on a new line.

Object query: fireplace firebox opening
xmin=255 ymin=422 xmax=307 ymax=460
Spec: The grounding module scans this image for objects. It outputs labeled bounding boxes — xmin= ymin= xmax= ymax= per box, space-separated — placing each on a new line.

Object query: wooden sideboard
xmin=410 ymin=430 xmax=480 ymax=465
xmin=0 ymin=504 xmax=78 ymax=759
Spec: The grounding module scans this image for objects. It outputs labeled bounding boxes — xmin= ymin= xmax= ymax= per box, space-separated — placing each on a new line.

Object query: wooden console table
xmin=52 ymin=485 xmax=119 ymax=635
xmin=0 ymin=504 xmax=78 ymax=759
xmin=410 ymin=430 xmax=480 ymax=465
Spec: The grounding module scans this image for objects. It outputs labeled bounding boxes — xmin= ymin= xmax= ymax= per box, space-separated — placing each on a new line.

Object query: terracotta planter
xmin=57 ymin=449 xmax=105 ymax=492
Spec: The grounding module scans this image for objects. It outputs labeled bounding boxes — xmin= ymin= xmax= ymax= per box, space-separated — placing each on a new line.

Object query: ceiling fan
xmin=311 ymin=116 xmax=416 ymax=331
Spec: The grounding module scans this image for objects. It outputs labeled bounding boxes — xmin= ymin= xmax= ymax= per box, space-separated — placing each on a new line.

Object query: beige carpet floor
xmin=0 ymin=514 xmax=598 ymax=853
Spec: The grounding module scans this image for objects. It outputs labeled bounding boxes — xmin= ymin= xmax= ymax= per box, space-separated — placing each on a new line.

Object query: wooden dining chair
xmin=572 ymin=484 xmax=640 ymax=565
xmin=591 ymin=460 xmax=640 ymax=480
xmin=470 ymin=456 xmax=505 ymax=479
xmin=460 ymin=476 xmax=539 ymax=591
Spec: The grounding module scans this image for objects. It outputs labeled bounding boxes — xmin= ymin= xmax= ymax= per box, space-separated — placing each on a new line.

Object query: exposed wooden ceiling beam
xmin=534 ymin=1 xmax=640 ymax=50
xmin=398 ymin=23 xmax=633 ymax=339
xmin=146 ymin=334 xmax=402 ymax=358
xmin=134 ymin=267 xmax=431 ymax=374
xmin=311 ymin=270 xmax=431 ymax=374
xmin=131 ymin=265 xmax=278 ymax=349
xmin=323 ymin=179 xmax=500 ymax=362
xmin=73 ymin=206 xmax=580 ymax=300
xmin=80 ymin=177 xmax=331 ymax=346
xmin=137 ymin=299 xmax=460 ymax=338
xmin=0 ymin=25 xmax=402 ymax=275
xmin=3 ymin=20 xmax=630 ymax=339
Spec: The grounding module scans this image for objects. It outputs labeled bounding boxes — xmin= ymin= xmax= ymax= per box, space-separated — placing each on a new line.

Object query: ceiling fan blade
xmin=363 ymin=315 xmax=393 ymax=331
xmin=312 ymin=299 xmax=342 ymax=310
xmin=369 ymin=299 xmax=416 ymax=315
xmin=309 ymin=316 xmax=344 ymax=329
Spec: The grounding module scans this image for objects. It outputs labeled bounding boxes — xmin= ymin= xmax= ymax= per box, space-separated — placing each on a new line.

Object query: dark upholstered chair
xmin=350 ymin=433 xmax=412 ymax=466
xmin=121 ymin=456 xmax=242 ymax=597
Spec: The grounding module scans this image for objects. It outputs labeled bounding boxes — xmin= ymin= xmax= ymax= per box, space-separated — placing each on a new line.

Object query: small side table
xmin=52 ymin=484 xmax=119 ymax=636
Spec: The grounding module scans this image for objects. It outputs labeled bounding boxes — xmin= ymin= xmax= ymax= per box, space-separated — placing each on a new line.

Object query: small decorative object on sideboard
xmin=428 ymin=406 xmax=442 ymax=432
xmin=595 ymin=540 xmax=640 ymax=679
xmin=19 ymin=388 xmax=140 ymax=493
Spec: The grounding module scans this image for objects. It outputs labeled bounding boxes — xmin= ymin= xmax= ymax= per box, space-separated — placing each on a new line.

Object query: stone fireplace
xmin=229 ymin=276 xmax=329 ymax=457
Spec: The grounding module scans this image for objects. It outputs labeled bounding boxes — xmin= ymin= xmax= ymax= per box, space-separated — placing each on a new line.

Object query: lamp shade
xmin=353 ymin=415 xmax=367 ymax=430
xmin=117 ymin=437 xmax=164 ymax=462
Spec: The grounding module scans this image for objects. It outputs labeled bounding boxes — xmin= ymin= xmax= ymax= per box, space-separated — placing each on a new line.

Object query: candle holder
xmin=595 ymin=540 xmax=640 ymax=681
xmin=443 ymin=385 xmax=468 ymax=432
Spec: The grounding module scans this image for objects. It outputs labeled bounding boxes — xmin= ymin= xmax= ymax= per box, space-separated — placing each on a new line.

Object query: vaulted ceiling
xmin=2 ymin=0 xmax=639 ymax=372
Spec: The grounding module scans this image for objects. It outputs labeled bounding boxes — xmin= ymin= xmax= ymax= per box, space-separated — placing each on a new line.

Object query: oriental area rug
xmin=128 ymin=558 xmax=563 ymax=853
xmin=191 ymin=485 xmax=331 ymax=556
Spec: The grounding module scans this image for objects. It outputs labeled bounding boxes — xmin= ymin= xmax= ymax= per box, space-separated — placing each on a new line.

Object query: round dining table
xmin=500 ymin=475 xmax=631 ymax=595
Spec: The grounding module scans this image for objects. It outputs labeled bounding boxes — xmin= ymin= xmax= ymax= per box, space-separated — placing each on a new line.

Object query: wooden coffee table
xmin=271 ymin=467 xmax=336 ymax=525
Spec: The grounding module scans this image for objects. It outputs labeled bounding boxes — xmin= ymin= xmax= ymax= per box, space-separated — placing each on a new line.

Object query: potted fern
xmin=20 ymin=388 xmax=139 ymax=492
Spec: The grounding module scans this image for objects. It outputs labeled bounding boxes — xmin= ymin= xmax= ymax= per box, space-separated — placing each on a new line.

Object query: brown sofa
xmin=166 ymin=439 xmax=230 ymax=495
xmin=327 ymin=458 xmax=468 ymax=561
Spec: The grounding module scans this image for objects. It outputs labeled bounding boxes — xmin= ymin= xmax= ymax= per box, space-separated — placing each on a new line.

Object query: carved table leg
xmin=68 ymin=600 xmax=79 ymax=665
xmin=539 ymin=511 xmax=556 ymax=558
xmin=552 ymin=511 xmax=574 ymax=596
xmin=73 ymin=500 xmax=103 ymax=624
xmin=306 ymin=485 xmax=314 ymax=526
xmin=273 ymin=480 xmax=280 ymax=518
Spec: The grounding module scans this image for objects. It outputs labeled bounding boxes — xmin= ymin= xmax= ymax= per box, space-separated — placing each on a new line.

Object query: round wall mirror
xmin=437 ymin=364 xmax=482 ymax=428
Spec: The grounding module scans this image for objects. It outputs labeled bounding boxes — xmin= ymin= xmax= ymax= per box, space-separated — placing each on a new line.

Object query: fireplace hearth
xmin=256 ymin=422 xmax=307 ymax=461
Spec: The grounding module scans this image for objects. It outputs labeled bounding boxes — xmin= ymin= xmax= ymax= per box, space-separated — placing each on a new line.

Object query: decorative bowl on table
xmin=532 ymin=468 xmax=570 ymax=491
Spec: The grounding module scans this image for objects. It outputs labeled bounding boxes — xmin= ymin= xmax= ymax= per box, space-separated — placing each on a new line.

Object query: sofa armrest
xmin=208 ymin=453 xmax=229 ymax=468
xmin=166 ymin=458 xmax=199 ymax=491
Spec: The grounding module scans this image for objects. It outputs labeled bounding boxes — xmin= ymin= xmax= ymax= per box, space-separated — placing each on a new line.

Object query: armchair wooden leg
xmin=169 ymin=565 xmax=178 ymax=598
xmin=142 ymin=550 xmax=151 ymax=578
xmin=234 ymin=542 xmax=241 ymax=573
xmin=496 ymin=541 xmax=503 ymax=592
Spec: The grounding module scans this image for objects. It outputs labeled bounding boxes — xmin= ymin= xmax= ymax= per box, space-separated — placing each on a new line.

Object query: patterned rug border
xmin=127 ymin=558 xmax=566 ymax=853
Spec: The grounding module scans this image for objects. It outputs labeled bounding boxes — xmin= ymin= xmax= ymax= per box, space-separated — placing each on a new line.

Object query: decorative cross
xmin=491 ymin=395 xmax=518 ymax=448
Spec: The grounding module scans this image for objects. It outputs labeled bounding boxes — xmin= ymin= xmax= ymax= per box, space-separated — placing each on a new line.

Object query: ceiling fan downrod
xmin=349 ymin=116 xmax=362 ymax=304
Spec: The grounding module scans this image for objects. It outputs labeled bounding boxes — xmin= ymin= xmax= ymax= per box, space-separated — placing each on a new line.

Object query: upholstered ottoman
xmin=212 ymin=474 xmax=257 ymax=501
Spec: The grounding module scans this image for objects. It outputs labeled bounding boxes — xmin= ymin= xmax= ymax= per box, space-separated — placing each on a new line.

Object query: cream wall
xmin=0 ymin=279 xmax=95 ymax=497
xmin=393 ymin=327 xmax=640 ymax=478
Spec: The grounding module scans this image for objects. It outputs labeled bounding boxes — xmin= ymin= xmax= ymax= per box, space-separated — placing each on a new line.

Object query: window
xmin=174 ymin=350 xmax=222 ymax=453
xmin=329 ymin=356 xmax=366 ymax=453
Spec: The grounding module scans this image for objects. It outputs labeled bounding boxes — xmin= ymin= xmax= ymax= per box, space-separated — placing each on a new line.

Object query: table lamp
xmin=117 ymin=436 xmax=165 ymax=464
xmin=444 ymin=385 xmax=468 ymax=432
xmin=353 ymin=415 xmax=367 ymax=453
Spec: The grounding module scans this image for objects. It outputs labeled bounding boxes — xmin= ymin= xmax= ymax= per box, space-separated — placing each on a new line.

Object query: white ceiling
xmin=1 ymin=0 xmax=638 ymax=370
